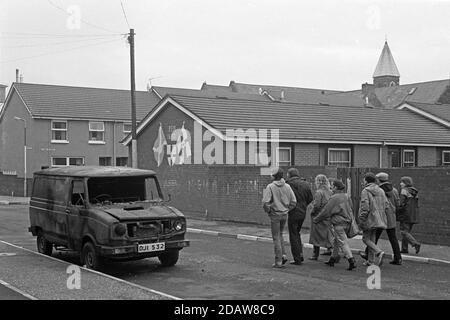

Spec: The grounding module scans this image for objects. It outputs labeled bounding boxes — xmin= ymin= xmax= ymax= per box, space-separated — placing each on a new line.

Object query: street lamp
xmin=14 ymin=116 xmax=27 ymax=197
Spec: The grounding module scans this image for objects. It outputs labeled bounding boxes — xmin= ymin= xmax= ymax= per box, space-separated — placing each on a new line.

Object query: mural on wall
xmin=152 ymin=122 xmax=192 ymax=167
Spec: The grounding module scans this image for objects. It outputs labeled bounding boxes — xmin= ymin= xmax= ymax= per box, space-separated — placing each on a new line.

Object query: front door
xmin=388 ymin=148 xmax=401 ymax=168
xmin=67 ymin=179 xmax=88 ymax=250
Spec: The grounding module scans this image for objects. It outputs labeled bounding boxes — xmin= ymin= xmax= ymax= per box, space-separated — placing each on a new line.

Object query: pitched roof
xmin=405 ymin=102 xmax=450 ymax=124
xmin=151 ymin=85 xmax=270 ymax=101
xmin=130 ymin=94 xmax=450 ymax=146
xmin=373 ymin=41 xmax=400 ymax=78
xmin=229 ymin=81 xmax=342 ymax=95
xmin=9 ymin=82 xmax=160 ymax=121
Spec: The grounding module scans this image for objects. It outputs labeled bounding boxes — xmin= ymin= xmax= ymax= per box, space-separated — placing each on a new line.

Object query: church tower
xmin=373 ymin=41 xmax=400 ymax=88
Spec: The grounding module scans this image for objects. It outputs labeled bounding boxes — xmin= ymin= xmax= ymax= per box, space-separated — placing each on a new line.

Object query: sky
xmin=1 ymin=0 xmax=449 ymax=92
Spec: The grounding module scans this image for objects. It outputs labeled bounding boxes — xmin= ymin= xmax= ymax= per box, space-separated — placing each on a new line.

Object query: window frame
xmin=327 ymin=148 xmax=351 ymax=167
xmin=123 ymin=123 xmax=131 ymax=134
xmin=99 ymin=157 xmax=112 ymax=166
xmin=51 ymin=120 xmax=69 ymax=143
xmin=402 ymin=149 xmax=416 ymax=167
xmin=88 ymin=121 xmax=105 ymax=144
xmin=275 ymin=147 xmax=291 ymax=167
xmin=51 ymin=157 xmax=85 ymax=167
xmin=442 ymin=150 xmax=450 ymax=166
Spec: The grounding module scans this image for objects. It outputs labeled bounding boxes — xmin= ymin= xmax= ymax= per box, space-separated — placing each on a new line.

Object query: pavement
xmin=186 ymin=216 xmax=450 ymax=267
xmin=0 ymin=196 xmax=30 ymax=205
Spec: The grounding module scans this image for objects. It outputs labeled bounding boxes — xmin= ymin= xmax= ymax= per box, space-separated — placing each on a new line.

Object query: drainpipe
xmin=112 ymin=122 xmax=116 ymax=166
xmin=379 ymin=141 xmax=386 ymax=168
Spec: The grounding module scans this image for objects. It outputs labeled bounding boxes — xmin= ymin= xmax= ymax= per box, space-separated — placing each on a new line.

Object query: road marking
xmin=0 ymin=279 xmax=38 ymax=300
xmin=0 ymin=253 xmax=17 ymax=257
xmin=0 ymin=240 xmax=182 ymax=300
xmin=237 ymin=234 xmax=258 ymax=241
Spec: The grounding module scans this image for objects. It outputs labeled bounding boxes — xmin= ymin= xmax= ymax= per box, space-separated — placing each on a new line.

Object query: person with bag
xmin=313 ymin=180 xmax=356 ymax=271
xmin=359 ymin=172 xmax=402 ymax=265
xmin=397 ymin=176 xmax=421 ymax=255
xmin=286 ymin=168 xmax=313 ymax=265
xmin=308 ymin=174 xmax=334 ymax=260
xmin=358 ymin=172 xmax=388 ymax=266
xmin=262 ymin=167 xmax=297 ymax=268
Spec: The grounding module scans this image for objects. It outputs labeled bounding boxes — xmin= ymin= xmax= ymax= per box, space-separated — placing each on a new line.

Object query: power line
xmin=47 ymin=0 xmax=123 ymax=34
xmin=0 ymin=38 xmax=123 ymax=64
xmin=120 ymin=1 xmax=131 ymax=29
xmin=0 ymin=32 xmax=125 ymax=38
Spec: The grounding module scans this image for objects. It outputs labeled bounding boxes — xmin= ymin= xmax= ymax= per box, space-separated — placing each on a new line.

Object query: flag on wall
xmin=153 ymin=123 xmax=167 ymax=167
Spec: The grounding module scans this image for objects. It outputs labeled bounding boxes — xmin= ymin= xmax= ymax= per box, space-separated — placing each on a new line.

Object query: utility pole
xmin=128 ymin=28 xmax=138 ymax=168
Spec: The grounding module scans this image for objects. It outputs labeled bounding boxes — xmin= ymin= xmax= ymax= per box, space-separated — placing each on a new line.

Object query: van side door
xmin=67 ymin=179 xmax=88 ymax=251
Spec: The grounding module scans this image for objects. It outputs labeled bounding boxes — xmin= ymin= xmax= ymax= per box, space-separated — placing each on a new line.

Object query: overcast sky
xmin=1 ymin=0 xmax=449 ymax=92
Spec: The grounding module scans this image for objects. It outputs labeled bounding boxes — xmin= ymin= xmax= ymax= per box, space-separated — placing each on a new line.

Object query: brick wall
xmin=294 ymin=144 xmax=320 ymax=166
xmin=418 ymin=146 xmax=437 ymax=167
xmin=353 ymin=144 xmax=380 ymax=167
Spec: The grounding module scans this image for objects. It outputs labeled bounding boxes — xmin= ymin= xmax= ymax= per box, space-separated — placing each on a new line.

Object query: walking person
xmin=398 ymin=176 xmax=421 ymax=254
xmin=359 ymin=172 xmax=403 ymax=265
xmin=358 ymin=172 xmax=388 ymax=266
xmin=308 ymin=174 xmax=334 ymax=260
xmin=313 ymin=180 xmax=356 ymax=271
xmin=262 ymin=168 xmax=297 ymax=268
xmin=286 ymin=168 xmax=313 ymax=265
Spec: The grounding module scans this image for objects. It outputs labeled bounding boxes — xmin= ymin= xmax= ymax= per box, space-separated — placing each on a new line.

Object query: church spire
xmin=373 ymin=41 xmax=400 ymax=87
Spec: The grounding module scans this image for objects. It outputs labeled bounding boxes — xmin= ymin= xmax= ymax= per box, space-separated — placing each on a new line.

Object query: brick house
xmin=0 ymin=82 xmax=159 ymax=194
xmin=123 ymin=94 xmax=450 ymax=170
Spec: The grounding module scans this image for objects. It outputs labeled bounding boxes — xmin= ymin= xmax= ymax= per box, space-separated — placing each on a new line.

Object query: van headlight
xmin=114 ymin=223 xmax=127 ymax=236
xmin=173 ymin=220 xmax=183 ymax=231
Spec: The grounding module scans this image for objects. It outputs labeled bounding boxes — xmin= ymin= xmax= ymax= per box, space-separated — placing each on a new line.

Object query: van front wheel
xmin=37 ymin=232 xmax=53 ymax=256
xmin=81 ymin=242 xmax=103 ymax=271
xmin=158 ymin=250 xmax=179 ymax=267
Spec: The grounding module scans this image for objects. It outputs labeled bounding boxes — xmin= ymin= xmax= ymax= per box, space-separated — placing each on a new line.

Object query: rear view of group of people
xmin=262 ymin=167 xmax=420 ymax=270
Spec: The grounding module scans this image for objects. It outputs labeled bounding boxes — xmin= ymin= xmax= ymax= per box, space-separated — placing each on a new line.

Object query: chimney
xmin=280 ymin=90 xmax=285 ymax=101
xmin=16 ymin=69 xmax=20 ymax=83
xmin=362 ymin=82 xmax=375 ymax=96
xmin=19 ymin=74 xmax=24 ymax=83
xmin=0 ymin=84 xmax=7 ymax=103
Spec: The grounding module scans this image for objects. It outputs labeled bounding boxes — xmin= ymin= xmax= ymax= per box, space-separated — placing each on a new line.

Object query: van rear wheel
xmin=37 ymin=232 xmax=53 ymax=256
xmin=81 ymin=242 xmax=103 ymax=271
xmin=158 ymin=250 xmax=179 ymax=267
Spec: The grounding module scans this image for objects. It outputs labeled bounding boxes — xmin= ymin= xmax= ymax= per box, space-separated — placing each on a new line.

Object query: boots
xmin=347 ymin=257 xmax=356 ymax=271
xmin=309 ymin=246 xmax=320 ymax=260
xmin=324 ymin=257 xmax=336 ymax=267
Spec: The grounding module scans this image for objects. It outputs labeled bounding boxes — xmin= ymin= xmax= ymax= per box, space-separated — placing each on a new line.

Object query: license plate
xmin=137 ymin=242 xmax=165 ymax=253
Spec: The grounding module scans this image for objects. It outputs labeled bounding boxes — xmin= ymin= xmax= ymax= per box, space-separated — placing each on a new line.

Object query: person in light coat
xmin=262 ymin=167 xmax=297 ymax=268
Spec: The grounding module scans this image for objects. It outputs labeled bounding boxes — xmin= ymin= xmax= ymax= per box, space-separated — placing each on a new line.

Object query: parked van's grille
xmin=128 ymin=220 xmax=172 ymax=238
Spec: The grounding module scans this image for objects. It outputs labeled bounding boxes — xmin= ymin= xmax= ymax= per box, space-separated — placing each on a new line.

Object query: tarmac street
xmin=0 ymin=205 xmax=449 ymax=300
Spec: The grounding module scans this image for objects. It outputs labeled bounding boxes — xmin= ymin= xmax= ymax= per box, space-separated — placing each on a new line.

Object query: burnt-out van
xmin=28 ymin=166 xmax=189 ymax=270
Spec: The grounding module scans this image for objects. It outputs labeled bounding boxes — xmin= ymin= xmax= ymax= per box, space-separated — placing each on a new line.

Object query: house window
xmin=403 ymin=149 xmax=415 ymax=167
xmin=51 ymin=120 xmax=68 ymax=142
xmin=276 ymin=147 xmax=291 ymax=166
xmin=328 ymin=148 xmax=351 ymax=167
xmin=442 ymin=151 xmax=450 ymax=166
xmin=99 ymin=157 xmax=112 ymax=166
xmin=116 ymin=157 xmax=128 ymax=167
xmin=89 ymin=122 xmax=105 ymax=143
xmin=123 ymin=123 xmax=131 ymax=134
xmin=52 ymin=157 xmax=84 ymax=167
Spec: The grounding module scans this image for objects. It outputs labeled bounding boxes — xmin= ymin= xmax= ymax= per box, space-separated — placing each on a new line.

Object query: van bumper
xmin=98 ymin=240 xmax=190 ymax=260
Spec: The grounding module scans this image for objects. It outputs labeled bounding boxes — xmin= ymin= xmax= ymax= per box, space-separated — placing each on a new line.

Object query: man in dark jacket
xmin=286 ymin=168 xmax=313 ymax=265
xmin=360 ymin=172 xmax=402 ymax=265
xmin=398 ymin=176 xmax=421 ymax=254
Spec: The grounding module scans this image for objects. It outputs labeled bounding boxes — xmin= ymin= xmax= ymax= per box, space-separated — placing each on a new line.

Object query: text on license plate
xmin=138 ymin=242 xmax=165 ymax=253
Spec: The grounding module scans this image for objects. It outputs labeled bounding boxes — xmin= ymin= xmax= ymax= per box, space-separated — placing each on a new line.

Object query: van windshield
xmin=87 ymin=176 xmax=163 ymax=204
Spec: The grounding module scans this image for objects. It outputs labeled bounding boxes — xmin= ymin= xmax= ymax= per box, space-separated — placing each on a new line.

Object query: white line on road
xmin=0 ymin=240 xmax=182 ymax=300
xmin=0 ymin=279 xmax=38 ymax=300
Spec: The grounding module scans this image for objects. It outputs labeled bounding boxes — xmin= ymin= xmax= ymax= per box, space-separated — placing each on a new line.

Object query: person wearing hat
xmin=313 ymin=179 xmax=356 ymax=271
xmin=360 ymin=172 xmax=402 ymax=265
xmin=398 ymin=176 xmax=421 ymax=254
xmin=262 ymin=167 xmax=297 ymax=268
xmin=358 ymin=172 xmax=388 ymax=266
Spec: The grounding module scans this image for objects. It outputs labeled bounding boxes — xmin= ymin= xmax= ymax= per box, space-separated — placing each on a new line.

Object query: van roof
xmin=34 ymin=166 xmax=156 ymax=178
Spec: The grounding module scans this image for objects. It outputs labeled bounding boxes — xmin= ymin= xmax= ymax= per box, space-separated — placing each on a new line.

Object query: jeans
xmin=399 ymin=222 xmax=420 ymax=252
xmin=364 ymin=228 xmax=402 ymax=261
xmin=363 ymin=229 xmax=383 ymax=262
xmin=270 ymin=215 xmax=287 ymax=264
xmin=288 ymin=213 xmax=305 ymax=263
xmin=331 ymin=225 xmax=353 ymax=259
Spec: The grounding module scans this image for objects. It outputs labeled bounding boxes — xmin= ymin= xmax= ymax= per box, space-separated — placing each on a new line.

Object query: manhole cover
xmin=0 ymin=253 xmax=17 ymax=257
